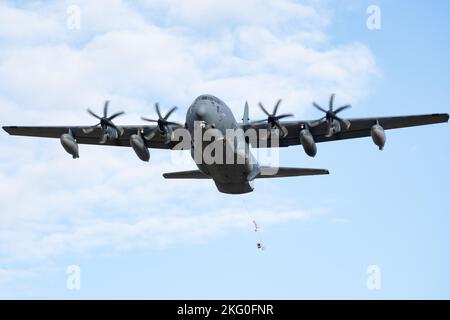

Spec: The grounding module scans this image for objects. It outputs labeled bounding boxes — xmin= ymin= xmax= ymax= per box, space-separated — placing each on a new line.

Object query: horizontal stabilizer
xmin=163 ymin=170 xmax=211 ymax=179
xmin=163 ymin=167 xmax=329 ymax=180
xmin=256 ymin=167 xmax=329 ymax=178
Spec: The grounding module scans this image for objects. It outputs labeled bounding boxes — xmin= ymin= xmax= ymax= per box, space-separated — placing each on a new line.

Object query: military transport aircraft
xmin=3 ymin=94 xmax=449 ymax=194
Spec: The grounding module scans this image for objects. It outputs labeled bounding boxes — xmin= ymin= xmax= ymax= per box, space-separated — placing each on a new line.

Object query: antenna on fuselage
xmin=242 ymin=101 xmax=251 ymax=157
xmin=243 ymin=101 xmax=250 ymax=126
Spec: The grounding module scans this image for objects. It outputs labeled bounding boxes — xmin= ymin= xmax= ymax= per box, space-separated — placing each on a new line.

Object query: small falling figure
xmin=253 ymin=220 xmax=259 ymax=232
xmin=253 ymin=220 xmax=265 ymax=251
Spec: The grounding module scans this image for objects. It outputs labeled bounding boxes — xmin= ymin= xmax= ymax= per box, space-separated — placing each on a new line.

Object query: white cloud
xmin=0 ymin=3 xmax=63 ymax=44
xmin=0 ymin=0 xmax=377 ymax=265
xmin=0 ymin=209 xmax=311 ymax=260
xmin=134 ymin=0 xmax=330 ymax=32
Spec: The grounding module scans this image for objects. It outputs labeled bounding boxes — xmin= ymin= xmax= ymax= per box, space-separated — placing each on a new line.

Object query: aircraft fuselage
xmin=186 ymin=95 xmax=258 ymax=194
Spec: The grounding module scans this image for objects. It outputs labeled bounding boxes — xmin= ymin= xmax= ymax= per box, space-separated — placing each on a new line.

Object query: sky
xmin=0 ymin=0 xmax=449 ymax=299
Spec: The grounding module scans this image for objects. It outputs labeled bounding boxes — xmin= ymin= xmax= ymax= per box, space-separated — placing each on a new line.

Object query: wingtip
xmin=432 ymin=113 xmax=449 ymax=122
xmin=2 ymin=126 xmax=12 ymax=134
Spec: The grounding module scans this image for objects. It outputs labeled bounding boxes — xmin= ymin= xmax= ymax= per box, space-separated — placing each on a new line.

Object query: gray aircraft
xmin=3 ymin=94 xmax=449 ymax=194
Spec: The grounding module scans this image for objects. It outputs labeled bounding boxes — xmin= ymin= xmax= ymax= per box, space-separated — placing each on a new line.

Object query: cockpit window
xmin=199 ymin=95 xmax=218 ymax=102
xmin=197 ymin=95 xmax=222 ymax=107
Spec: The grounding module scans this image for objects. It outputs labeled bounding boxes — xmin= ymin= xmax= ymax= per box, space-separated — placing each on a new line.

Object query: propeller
xmin=141 ymin=103 xmax=181 ymax=144
xmin=312 ymin=94 xmax=351 ymax=137
xmin=83 ymin=101 xmax=125 ymax=142
xmin=252 ymin=99 xmax=293 ymax=137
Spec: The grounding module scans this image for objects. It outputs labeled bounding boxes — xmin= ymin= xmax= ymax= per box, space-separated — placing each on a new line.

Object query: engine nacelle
xmin=130 ymin=134 xmax=150 ymax=162
xmin=371 ymin=123 xmax=386 ymax=150
xmin=299 ymin=128 xmax=317 ymax=157
xmin=60 ymin=131 xmax=79 ymax=159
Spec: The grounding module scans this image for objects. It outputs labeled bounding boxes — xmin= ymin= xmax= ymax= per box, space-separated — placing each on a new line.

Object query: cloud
xmin=0 ymin=0 xmax=377 ymax=120
xmin=0 ymin=0 xmax=378 ymax=265
xmin=0 ymin=209 xmax=311 ymax=260
xmin=0 ymin=3 xmax=63 ymax=44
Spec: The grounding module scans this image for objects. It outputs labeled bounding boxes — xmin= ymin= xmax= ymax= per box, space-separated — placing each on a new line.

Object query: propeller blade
xmin=144 ymin=128 xmax=158 ymax=141
xmin=165 ymin=121 xmax=182 ymax=127
xmin=82 ymin=124 xmax=99 ymax=134
xmin=164 ymin=106 xmax=178 ymax=120
xmin=325 ymin=121 xmax=333 ymax=137
xmin=279 ymin=124 xmax=289 ymax=137
xmin=155 ymin=103 xmax=162 ymax=119
xmin=85 ymin=101 xmax=125 ymax=142
xmin=343 ymin=119 xmax=351 ymax=129
xmin=103 ymin=100 xmax=109 ymax=118
xmin=274 ymin=113 xmax=294 ymax=120
xmin=273 ymin=120 xmax=288 ymax=137
xmin=107 ymin=121 xmax=121 ymax=133
xmin=335 ymin=117 xmax=351 ymax=129
xmin=312 ymin=94 xmax=351 ymax=136
xmin=312 ymin=102 xmax=327 ymax=113
xmin=329 ymin=94 xmax=335 ymax=110
xmin=309 ymin=115 xmax=328 ymax=127
xmin=104 ymin=120 xmax=123 ymax=136
xmin=117 ymin=126 xmax=124 ymax=136
xmin=264 ymin=128 xmax=272 ymax=140
xmin=273 ymin=99 xmax=282 ymax=115
xmin=164 ymin=126 xmax=173 ymax=144
xmin=250 ymin=119 xmax=268 ymax=124
xmin=87 ymin=109 xmax=102 ymax=120
xmin=100 ymin=133 xmax=108 ymax=144
xmin=309 ymin=120 xmax=321 ymax=127
xmin=334 ymin=104 xmax=351 ymax=114
xmin=108 ymin=111 xmax=125 ymax=121
xmin=141 ymin=117 xmax=158 ymax=123
xmin=258 ymin=103 xmax=271 ymax=117
xmin=142 ymin=103 xmax=179 ymax=140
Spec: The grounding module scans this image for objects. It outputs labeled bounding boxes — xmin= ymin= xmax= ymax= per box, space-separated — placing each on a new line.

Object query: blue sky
xmin=0 ymin=0 xmax=449 ymax=299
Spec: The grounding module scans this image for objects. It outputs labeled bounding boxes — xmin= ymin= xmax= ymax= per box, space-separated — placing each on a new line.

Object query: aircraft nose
xmin=195 ymin=104 xmax=207 ymax=119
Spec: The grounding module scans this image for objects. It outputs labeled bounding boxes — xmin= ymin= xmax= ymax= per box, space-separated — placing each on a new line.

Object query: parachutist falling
xmin=253 ymin=220 xmax=259 ymax=232
xmin=253 ymin=220 xmax=265 ymax=250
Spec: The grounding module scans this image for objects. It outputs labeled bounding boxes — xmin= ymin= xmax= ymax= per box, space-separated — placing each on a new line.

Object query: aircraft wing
xmin=246 ymin=113 xmax=449 ymax=148
xmin=2 ymin=125 xmax=179 ymax=149
xmin=3 ymin=113 xmax=448 ymax=149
